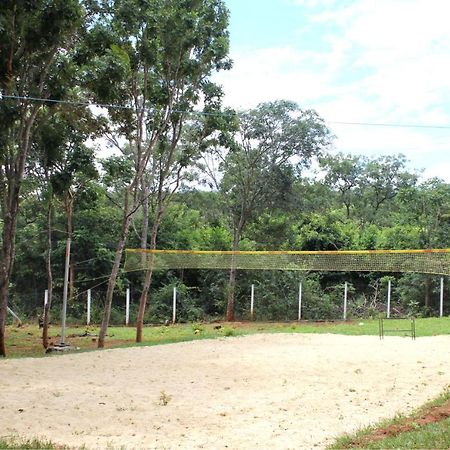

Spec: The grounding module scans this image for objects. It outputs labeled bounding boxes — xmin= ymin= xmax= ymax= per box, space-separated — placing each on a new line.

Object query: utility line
xmin=328 ymin=120 xmax=450 ymax=130
xmin=2 ymin=93 xmax=450 ymax=130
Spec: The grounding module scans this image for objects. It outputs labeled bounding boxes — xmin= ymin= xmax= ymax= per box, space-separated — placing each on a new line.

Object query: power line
xmin=3 ymin=93 xmax=450 ymax=130
xmin=1 ymin=93 xmax=222 ymax=118
xmin=328 ymin=120 xmax=450 ymax=130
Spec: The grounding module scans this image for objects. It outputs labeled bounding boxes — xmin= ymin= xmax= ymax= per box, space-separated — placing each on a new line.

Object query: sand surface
xmin=1 ymin=333 xmax=449 ymax=449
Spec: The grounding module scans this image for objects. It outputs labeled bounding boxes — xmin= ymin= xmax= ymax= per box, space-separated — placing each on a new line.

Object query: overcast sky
xmin=213 ymin=0 xmax=450 ymax=182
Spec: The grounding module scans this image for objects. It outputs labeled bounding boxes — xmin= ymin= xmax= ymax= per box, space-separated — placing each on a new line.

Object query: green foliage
xmin=1 ymin=0 xmax=450 ymax=343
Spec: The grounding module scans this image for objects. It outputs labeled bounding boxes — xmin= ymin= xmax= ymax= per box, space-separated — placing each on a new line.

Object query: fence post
xmin=125 ymin=287 xmax=130 ymax=326
xmin=387 ymin=280 xmax=391 ymax=319
xmin=172 ymin=286 xmax=177 ymax=324
xmin=440 ymin=277 xmax=444 ymax=318
xmin=250 ymin=284 xmax=255 ymax=321
xmin=87 ymin=289 xmax=91 ymax=325
xmin=343 ymin=282 xmax=348 ymax=320
xmin=298 ymin=282 xmax=302 ymax=321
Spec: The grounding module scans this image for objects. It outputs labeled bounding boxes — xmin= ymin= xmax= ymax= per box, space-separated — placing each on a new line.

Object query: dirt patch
xmin=352 ymin=399 xmax=450 ymax=445
xmin=1 ymin=334 xmax=449 ymax=449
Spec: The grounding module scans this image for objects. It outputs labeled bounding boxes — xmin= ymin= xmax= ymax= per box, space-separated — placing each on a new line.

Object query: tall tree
xmin=79 ymin=0 xmax=231 ymax=347
xmin=360 ymin=154 xmax=415 ymax=224
xmin=211 ymin=100 xmax=332 ymax=320
xmin=135 ymin=91 xmax=225 ymax=341
xmin=31 ymin=107 xmax=98 ymax=347
xmin=319 ymin=153 xmax=364 ymax=219
xmin=0 ymin=0 xmax=83 ymax=357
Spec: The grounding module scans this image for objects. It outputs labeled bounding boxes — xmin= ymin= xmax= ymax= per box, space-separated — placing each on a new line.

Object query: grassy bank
xmin=328 ymin=388 xmax=450 ymax=449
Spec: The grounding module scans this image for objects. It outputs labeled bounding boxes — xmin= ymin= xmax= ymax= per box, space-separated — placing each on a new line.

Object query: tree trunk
xmin=98 ymin=209 xmax=133 ymax=348
xmin=42 ymin=196 xmax=53 ymax=349
xmin=0 ymin=135 xmax=32 ymax=357
xmin=0 ymin=267 xmax=10 ymax=357
xmin=136 ymin=267 xmax=153 ymax=343
xmin=136 ymin=216 xmax=161 ymax=343
xmin=226 ymin=227 xmax=242 ymax=322
xmin=135 ymin=182 xmax=150 ymax=343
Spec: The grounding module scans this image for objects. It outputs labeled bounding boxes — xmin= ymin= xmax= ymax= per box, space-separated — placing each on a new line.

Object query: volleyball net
xmin=124 ymin=248 xmax=450 ymax=276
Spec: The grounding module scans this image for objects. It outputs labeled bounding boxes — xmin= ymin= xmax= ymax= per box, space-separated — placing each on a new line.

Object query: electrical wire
xmin=328 ymin=120 xmax=450 ymax=130
xmin=3 ymin=93 xmax=450 ymax=130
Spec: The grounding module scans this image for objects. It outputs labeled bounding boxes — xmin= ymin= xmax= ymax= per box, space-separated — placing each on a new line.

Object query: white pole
xmin=44 ymin=289 xmax=48 ymax=308
xmin=60 ymin=237 xmax=71 ymax=346
xmin=87 ymin=289 xmax=91 ymax=325
xmin=7 ymin=307 xmax=21 ymax=324
xmin=343 ymin=282 xmax=348 ymax=320
xmin=440 ymin=277 xmax=444 ymax=318
xmin=387 ymin=280 xmax=391 ymax=319
xmin=172 ymin=286 xmax=177 ymax=324
xmin=250 ymin=284 xmax=255 ymax=321
xmin=298 ymin=282 xmax=302 ymax=321
xmin=125 ymin=287 xmax=130 ymax=326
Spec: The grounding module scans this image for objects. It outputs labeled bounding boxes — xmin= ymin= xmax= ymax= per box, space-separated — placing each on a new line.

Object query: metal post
xmin=298 ymin=282 xmax=302 ymax=321
xmin=60 ymin=237 xmax=71 ymax=346
xmin=250 ymin=284 xmax=255 ymax=321
xmin=343 ymin=282 xmax=348 ymax=320
xmin=440 ymin=277 xmax=444 ymax=318
xmin=125 ymin=287 xmax=130 ymax=326
xmin=387 ymin=280 xmax=391 ymax=319
xmin=87 ymin=289 xmax=91 ymax=325
xmin=172 ymin=286 xmax=177 ymax=324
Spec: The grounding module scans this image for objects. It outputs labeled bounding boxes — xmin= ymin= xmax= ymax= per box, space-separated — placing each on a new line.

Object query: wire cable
xmin=3 ymin=93 xmax=450 ymax=130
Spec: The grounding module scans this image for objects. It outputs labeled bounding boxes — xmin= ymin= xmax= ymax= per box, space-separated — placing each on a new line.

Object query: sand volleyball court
xmin=1 ymin=333 xmax=449 ymax=449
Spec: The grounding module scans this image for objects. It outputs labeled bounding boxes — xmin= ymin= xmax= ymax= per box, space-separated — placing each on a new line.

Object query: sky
xmin=213 ymin=0 xmax=450 ymax=182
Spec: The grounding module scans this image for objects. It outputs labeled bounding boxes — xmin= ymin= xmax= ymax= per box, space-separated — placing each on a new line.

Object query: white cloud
xmin=215 ymin=0 xmax=450 ymax=181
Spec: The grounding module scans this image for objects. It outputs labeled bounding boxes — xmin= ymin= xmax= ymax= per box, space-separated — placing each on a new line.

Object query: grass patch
xmin=0 ymin=437 xmax=65 ymax=449
xmin=329 ymin=388 xmax=450 ymax=449
xmin=4 ymin=317 xmax=450 ymax=359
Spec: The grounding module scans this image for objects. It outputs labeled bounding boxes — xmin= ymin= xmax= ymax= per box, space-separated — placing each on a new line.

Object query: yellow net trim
xmin=124 ymin=248 xmax=450 ymax=276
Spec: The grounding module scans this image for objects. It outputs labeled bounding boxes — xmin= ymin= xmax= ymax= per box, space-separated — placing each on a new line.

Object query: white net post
xmin=250 ymin=284 xmax=255 ymax=321
xmin=297 ymin=282 xmax=302 ymax=321
xmin=125 ymin=287 xmax=130 ymax=326
xmin=387 ymin=280 xmax=391 ymax=319
xmin=440 ymin=277 xmax=444 ymax=318
xmin=172 ymin=286 xmax=177 ymax=324
xmin=87 ymin=289 xmax=91 ymax=325
xmin=343 ymin=282 xmax=348 ymax=320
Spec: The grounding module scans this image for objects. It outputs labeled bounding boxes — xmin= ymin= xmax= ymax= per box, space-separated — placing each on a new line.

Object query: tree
xmin=360 ymin=154 xmax=416 ymax=224
xmin=28 ymin=106 xmax=99 ymax=347
xmin=79 ymin=0 xmax=231 ymax=347
xmin=319 ymin=153 xmax=364 ymax=219
xmin=0 ymin=0 xmax=84 ymax=357
xmin=212 ymin=100 xmax=332 ymax=320
xmin=135 ymin=112 xmax=216 ymax=342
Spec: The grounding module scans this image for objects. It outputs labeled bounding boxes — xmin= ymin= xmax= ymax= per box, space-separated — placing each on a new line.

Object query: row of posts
xmin=44 ymin=277 xmax=447 ymax=326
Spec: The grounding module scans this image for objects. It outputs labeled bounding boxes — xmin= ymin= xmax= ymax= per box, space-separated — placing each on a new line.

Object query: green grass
xmin=358 ymin=419 xmax=450 ymax=449
xmin=0 ymin=437 xmax=64 ymax=449
xmin=329 ymin=389 xmax=450 ymax=449
xmin=5 ymin=317 xmax=450 ymax=358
